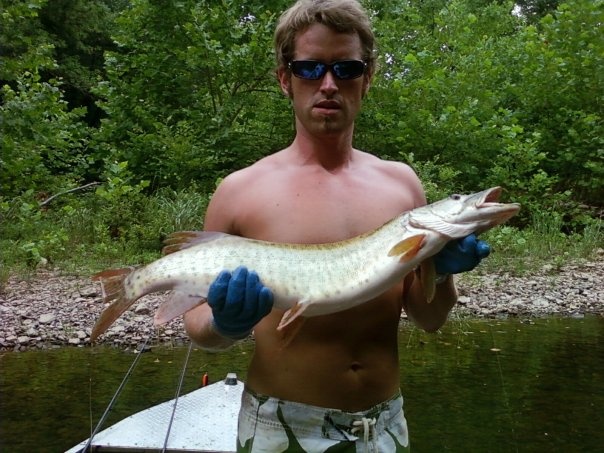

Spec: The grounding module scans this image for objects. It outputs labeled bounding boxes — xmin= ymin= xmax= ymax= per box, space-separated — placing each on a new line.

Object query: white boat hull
xmin=66 ymin=374 xmax=242 ymax=452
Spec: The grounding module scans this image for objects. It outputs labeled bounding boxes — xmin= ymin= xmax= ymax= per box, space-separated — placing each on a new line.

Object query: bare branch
xmin=39 ymin=182 xmax=101 ymax=208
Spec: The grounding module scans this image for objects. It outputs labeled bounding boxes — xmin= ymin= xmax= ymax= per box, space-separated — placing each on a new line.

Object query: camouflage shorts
xmin=237 ymin=386 xmax=410 ymax=452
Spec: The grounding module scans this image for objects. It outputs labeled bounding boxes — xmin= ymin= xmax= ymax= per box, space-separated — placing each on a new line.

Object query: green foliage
xmin=513 ymin=1 xmax=604 ymax=206
xmin=514 ymin=0 xmax=561 ymax=23
xmin=38 ymin=0 xmax=123 ymax=124
xmin=0 ymin=187 xmax=209 ymax=272
xmin=399 ymin=152 xmax=461 ymax=202
xmin=94 ymin=0 xmax=292 ymax=191
xmin=0 ymin=72 xmax=90 ymax=198
xmin=359 ymin=0 xmax=603 ymax=224
xmin=1 ymin=0 xmax=91 ymax=198
xmin=481 ymin=211 xmax=603 ymax=275
xmin=1 ymin=0 xmax=602 ymax=275
xmin=0 ymin=0 xmax=55 ymax=79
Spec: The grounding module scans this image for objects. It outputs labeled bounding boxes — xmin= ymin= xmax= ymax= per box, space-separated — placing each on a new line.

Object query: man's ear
xmin=277 ymin=67 xmax=292 ymax=97
xmin=362 ymin=72 xmax=373 ymax=98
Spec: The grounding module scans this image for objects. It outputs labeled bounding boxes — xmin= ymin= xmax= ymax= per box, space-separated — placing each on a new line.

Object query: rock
xmin=457 ymin=296 xmax=471 ymax=305
xmin=79 ymin=287 xmax=98 ymax=298
xmin=110 ymin=325 xmax=126 ymax=334
xmin=39 ymin=313 xmax=56 ymax=324
xmin=25 ymin=327 xmax=38 ymax=337
xmin=134 ymin=304 xmax=151 ymax=315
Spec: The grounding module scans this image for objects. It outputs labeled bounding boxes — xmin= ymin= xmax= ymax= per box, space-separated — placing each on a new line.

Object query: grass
xmin=478 ymin=212 xmax=603 ymax=276
xmin=0 ymin=188 xmax=210 ymax=289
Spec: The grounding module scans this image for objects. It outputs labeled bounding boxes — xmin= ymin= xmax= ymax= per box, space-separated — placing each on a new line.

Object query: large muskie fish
xmin=90 ymin=187 xmax=519 ymax=341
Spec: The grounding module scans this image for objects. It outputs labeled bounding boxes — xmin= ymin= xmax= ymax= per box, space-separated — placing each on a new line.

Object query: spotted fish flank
xmin=90 ymin=187 xmax=520 ymax=341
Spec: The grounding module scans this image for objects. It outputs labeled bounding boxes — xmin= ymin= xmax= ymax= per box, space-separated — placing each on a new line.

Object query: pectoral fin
xmin=388 ymin=234 xmax=425 ymax=262
xmin=154 ymin=291 xmax=207 ymax=325
xmin=418 ymin=259 xmax=437 ymax=303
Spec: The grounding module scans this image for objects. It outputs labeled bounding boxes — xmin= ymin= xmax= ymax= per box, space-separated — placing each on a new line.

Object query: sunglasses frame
xmin=288 ymin=59 xmax=367 ymax=81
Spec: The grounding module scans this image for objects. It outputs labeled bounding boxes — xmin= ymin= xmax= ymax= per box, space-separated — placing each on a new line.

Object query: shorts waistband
xmin=240 ymin=385 xmax=404 ymax=439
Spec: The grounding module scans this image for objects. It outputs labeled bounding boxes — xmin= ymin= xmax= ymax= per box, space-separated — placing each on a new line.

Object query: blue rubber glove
xmin=434 ymin=234 xmax=491 ymax=276
xmin=208 ymin=266 xmax=274 ymax=340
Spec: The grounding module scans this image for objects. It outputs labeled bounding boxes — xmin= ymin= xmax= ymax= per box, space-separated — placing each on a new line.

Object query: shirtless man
xmin=184 ymin=1 xmax=489 ymax=451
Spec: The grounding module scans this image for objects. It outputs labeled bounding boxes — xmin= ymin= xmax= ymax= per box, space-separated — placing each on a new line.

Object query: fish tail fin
xmin=92 ymin=267 xmax=134 ymax=302
xmin=387 ymin=234 xmax=425 ymax=262
xmin=91 ymin=267 xmax=138 ymax=342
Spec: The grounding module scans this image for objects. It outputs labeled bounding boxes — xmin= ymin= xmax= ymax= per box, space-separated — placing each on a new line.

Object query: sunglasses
xmin=288 ymin=60 xmax=367 ymax=80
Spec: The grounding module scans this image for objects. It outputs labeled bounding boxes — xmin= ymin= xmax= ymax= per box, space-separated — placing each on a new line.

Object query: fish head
xmin=408 ymin=187 xmax=520 ymax=239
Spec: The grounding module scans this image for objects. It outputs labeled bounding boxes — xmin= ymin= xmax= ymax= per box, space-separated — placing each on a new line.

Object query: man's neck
xmin=291 ymin=128 xmax=355 ymax=172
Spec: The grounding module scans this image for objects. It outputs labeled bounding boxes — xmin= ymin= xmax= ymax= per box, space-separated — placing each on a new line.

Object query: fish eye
xmin=450 ymin=194 xmax=462 ymax=200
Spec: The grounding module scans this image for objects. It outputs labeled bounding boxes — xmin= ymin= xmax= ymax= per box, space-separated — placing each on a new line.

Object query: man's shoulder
xmin=354 ymin=150 xmax=425 ymax=206
xmin=219 ymin=152 xmax=284 ymax=189
xmin=355 ymin=150 xmax=418 ymax=179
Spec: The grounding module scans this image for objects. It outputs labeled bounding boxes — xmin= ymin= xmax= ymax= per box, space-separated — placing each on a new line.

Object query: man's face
xmin=278 ymin=23 xmax=372 ymax=138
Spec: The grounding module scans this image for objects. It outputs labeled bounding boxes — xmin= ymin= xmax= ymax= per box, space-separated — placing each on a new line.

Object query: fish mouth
xmin=477 ymin=186 xmax=503 ymax=207
xmin=474 ymin=186 xmax=521 ymax=232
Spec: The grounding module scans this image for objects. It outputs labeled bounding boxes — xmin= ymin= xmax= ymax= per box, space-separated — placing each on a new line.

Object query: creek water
xmin=1 ymin=316 xmax=602 ymax=452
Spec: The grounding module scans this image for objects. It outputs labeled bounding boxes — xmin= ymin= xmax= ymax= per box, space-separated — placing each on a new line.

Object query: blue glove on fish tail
xmin=208 ymin=266 xmax=274 ymax=340
xmin=434 ymin=234 xmax=491 ymax=276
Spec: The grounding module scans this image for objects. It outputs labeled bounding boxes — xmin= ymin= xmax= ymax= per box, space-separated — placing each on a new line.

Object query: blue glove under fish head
xmin=434 ymin=233 xmax=491 ymax=276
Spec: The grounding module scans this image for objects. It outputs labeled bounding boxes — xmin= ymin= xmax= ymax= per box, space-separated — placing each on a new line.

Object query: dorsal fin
xmin=162 ymin=231 xmax=229 ymax=255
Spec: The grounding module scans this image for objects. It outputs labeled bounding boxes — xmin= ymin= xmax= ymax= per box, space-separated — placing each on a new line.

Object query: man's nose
xmin=319 ymin=70 xmax=339 ymax=95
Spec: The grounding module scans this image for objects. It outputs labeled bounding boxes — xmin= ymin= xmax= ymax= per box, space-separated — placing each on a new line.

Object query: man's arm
xmin=402 ymin=272 xmax=457 ymax=332
xmin=402 ymin=234 xmax=491 ymax=332
xmin=183 ymin=171 xmax=274 ymax=351
xmin=184 ymin=303 xmax=240 ymax=351
xmin=184 ymin=175 xmax=236 ymax=350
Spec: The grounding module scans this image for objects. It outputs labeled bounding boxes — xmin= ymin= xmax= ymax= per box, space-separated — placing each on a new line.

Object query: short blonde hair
xmin=274 ymin=0 xmax=376 ymax=74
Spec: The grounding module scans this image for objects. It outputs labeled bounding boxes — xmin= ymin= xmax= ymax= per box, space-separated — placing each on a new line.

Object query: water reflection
xmin=1 ymin=316 xmax=602 ymax=452
xmin=401 ymin=316 xmax=604 ymax=452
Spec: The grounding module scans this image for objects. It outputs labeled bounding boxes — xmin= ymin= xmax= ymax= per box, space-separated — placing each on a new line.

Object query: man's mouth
xmin=314 ymin=100 xmax=341 ymax=110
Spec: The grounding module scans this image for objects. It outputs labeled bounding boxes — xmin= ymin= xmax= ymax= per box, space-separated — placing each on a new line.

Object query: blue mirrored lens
xmin=289 ymin=60 xmax=365 ymax=80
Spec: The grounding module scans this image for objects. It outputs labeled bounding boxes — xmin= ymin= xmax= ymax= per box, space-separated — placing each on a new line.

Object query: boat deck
xmin=66 ymin=373 xmax=242 ymax=452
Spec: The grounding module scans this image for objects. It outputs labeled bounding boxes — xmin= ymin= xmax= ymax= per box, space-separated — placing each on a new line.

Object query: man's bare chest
xmin=237 ymin=184 xmax=410 ymax=244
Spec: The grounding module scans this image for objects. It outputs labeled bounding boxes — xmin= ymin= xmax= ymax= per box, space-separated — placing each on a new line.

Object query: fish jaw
xmin=408 ymin=186 xmax=520 ymax=239
xmin=460 ymin=186 xmax=521 ymax=233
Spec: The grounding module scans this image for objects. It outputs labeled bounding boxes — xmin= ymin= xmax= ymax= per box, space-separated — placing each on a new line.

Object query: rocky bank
xmin=1 ymin=256 xmax=602 ymax=351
